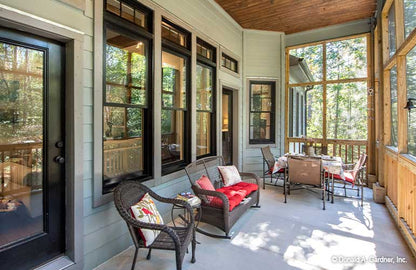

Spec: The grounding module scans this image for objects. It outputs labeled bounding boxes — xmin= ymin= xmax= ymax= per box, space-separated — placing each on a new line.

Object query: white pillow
xmin=218 ymin=165 xmax=242 ymax=187
xmin=130 ymin=193 xmax=164 ymax=247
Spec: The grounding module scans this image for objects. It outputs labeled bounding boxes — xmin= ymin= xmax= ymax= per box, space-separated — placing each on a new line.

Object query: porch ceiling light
xmin=404 ymin=98 xmax=416 ymax=111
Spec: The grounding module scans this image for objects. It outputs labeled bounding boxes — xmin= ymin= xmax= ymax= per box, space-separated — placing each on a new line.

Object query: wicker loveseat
xmin=185 ymin=156 xmax=260 ymax=239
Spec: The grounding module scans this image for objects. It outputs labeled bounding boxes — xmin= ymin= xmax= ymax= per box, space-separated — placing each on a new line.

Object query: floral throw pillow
xmin=130 ymin=193 xmax=164 ymax=247
xmin=218 ymin=165 xmax=242 ymax=187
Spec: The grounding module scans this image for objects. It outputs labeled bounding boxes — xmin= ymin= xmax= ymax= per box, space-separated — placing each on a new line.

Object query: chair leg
xmin=191 ymin=229 xmax=196 ymax=263
xmin=361 ymin=184 xmax=364 ymax=207
xmin=131 ymin=248 xmax=139 ymax=270
xmin=284 ymin=179 xmax=287 ymax=203
xmin=344 ymin=183 xmax=347 ymax=197
xmin=146 ymin=249 xmax=151 ymax=260
xmin=176 ymin=251 xmax=183 ymax=270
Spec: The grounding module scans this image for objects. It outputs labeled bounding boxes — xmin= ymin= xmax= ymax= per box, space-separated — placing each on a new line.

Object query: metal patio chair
xmin=286 ymin=157 xmax=326 ymax=210
xmin=327 ymin=153 xmax=367 ymax=206
xmin=261 ymin=146 xmax=286 ymax=190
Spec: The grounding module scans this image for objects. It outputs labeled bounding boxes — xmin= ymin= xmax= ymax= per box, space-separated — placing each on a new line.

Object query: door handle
xmin=54 ymin=155 xmax=65 ymax=164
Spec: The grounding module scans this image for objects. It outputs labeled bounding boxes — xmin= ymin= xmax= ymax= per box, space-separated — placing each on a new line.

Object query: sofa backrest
xmin=185 ymin=156 xmax=226 ymax=189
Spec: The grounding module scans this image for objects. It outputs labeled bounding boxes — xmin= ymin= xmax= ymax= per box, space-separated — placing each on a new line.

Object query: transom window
xmin=221 ymin=53 xmax=238 ymax=73
xmin=162 ymin=20 xmax=189 ymax=48
xmin=105 ymin=0 xmax=149 ymax=30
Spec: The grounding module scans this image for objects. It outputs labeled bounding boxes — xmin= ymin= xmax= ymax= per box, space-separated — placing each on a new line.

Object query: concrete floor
xmin=95 ymin=185 xmax=416 ymax=270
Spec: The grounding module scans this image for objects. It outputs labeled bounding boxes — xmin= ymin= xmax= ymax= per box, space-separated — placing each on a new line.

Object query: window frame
xmin=221 ymin=52 xmax=239 ymax=74
xmin=249 ymin=80 xmax=276 ymax=144
xmin=161 ymin=19 xmax=191 ymax=176
xmin=101 ymin=0 xmax=154 ymax=194
xmin=196 ymin=38 xmax=216 ymax=159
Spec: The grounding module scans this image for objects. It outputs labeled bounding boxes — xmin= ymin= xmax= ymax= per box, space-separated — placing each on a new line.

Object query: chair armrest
xmin=343 ymin=163 xmax=355 ymax=170
xmin=147 ymin=192 xmax=194 ymax=226
xmin=239 ymin=172 xmax=261 ymax=186
xmin=120 ymin=209 xmax=182 ymax=247
xmin=193 ymin=186 xmax=229 ymax=212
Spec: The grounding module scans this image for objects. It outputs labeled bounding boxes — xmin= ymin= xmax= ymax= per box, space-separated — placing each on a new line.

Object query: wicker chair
xmin=261 ymin=146 xmax=286 ymax=190
xmin=286 ymin=157 xmax=326 ymax=210
xmin=327 ymin=153 xmax=367 ymax=206
xmin=185 ymin=156 xmax=260 ymax=239
xmin=113 ymin=181 xmax=196 ymax=270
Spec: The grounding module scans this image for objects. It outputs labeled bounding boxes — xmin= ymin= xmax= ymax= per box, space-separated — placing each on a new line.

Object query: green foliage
xmin=289 ymin=37 xmax=368 ymax=141
xmin=404 ymin=0 xmax=416 ymax=38
xmin=0 ymin=43 xmax=44 ymax=144
xmin=406 ymin=46 xmax=416 ymax=156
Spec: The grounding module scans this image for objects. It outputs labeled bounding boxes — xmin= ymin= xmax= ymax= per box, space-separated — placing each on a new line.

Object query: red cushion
xmin=209 ymin=182 xmax=258 ymax=211
xmin=196 ymin=175 xmax=215 ymax=202
xmin=325 ymin=172 xmax=355 ymax=184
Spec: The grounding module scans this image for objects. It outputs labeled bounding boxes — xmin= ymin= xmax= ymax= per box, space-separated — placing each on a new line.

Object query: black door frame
xmin=0 ymin=27 xmax=66 ymax=270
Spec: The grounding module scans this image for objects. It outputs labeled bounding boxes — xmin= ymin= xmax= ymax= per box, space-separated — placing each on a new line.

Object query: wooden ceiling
xmin=214 ymin=0 xmax=377 ymax=34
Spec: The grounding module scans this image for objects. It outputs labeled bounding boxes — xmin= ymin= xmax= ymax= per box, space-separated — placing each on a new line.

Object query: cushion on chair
xmin=325 ymin=172 xmax=355 ymax=184
xmin=218 ymin=165 xmax=242 ymax=186
xmin=130 ymin=193 xmax=164 ymax=247
xmin=209 ymin=182 xmax=258 ymax=211
xmin=269 ymin=161 xmax=285 ymax=174
xmin=195 ymin=175 xmax=215 ymax=203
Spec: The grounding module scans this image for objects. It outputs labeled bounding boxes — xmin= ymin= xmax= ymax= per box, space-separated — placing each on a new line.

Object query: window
xmin=161 ymin=19 xmax=191 ymax=174
xmin=249 ymin=81 xmax=275 ymax=144
xmin=404 ymin=0 xmax=416 ymax=39
xmin=287 ymin=35 xmax=368 ymax=158
xmin=196 ymin=39 xmax=216 ymax=158
xmin=388 ymin=4 xmax=396 ymax=57
xmin=390 ymin=65 xmax=398 ymax=147
xmin=161 ymin=20 xmax=189 ymax=48
xmin=221 ymin=53 xmax=238 ymax=73
xmin=105 ymin=0 xmax=148 ymax=29
xmin=406 ymin=46 xmax=416 ymax=156
xmin=102 ymin=0 xmax=153 ymax=193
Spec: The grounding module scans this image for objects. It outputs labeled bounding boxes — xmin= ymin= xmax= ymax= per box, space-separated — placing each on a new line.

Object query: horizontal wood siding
xmin=0 ymin=0 xmax=243 ymax=269
xmin=242 ymin=30 xmax=284 ymax=177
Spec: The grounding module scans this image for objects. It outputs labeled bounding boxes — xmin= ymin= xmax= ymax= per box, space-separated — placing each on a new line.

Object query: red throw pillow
xmin=195 ymin=175 xmax=215 ymax=203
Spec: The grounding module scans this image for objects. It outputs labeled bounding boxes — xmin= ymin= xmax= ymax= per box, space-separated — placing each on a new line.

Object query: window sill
xmin=399 ymin=154 xmax=416 ymax=167
xmin=385 ymin=145 xmax=399 ymax=154
xmin=162 ymin=161 xmax=187 ymax=176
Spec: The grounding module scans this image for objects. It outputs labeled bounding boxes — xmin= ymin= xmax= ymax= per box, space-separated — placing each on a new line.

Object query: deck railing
xmin=0 ymin=142 xmax=43 ymax=195
xmin=103 ymin=138 xmax=143 ymax=179
xmin=287 ymin=137 xmax=368 ymax=181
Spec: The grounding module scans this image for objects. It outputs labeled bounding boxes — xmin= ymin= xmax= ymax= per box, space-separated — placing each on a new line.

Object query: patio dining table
xmin=275 ymin=154 xmax=344 ymax=203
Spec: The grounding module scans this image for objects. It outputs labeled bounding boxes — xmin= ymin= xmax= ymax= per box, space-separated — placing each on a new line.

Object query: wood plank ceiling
xmin=214 ymin=0 xmax=377 ymax=34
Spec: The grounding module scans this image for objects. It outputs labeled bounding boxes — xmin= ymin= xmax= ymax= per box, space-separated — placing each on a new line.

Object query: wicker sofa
xmin=185 ymin=156 xmax=260 ymax=239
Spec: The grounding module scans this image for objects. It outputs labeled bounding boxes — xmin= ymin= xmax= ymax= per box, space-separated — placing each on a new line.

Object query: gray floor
xmin=95 ymin=185 xmax=416 ymax=270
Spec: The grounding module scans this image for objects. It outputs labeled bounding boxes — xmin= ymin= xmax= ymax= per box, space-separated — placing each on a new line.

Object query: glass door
xmin=222 ymin=89 xmax=233 ymax=165
xmin=0 ymin=27 xmax=65 ymax=270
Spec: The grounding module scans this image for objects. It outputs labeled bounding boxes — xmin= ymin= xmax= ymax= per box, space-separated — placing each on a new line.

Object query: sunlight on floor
xmin=231 ymin=222 xmax=282 ymax=252
xmin=328 ymin=200 xmax=375 ymax=238
xmin=283 ymin=229 xmax=377 ymax=270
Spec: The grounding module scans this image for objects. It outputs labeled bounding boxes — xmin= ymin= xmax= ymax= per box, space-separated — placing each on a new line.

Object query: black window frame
xmin=102 ymin=0 xmax=154 ymax=194
xmin=161 ymin=18 xmax=191 ymax=175
xmin=249 ymin=80 xmax=276 ymax=144
xmin=196 ymin=38 xmax=216 ymax=159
